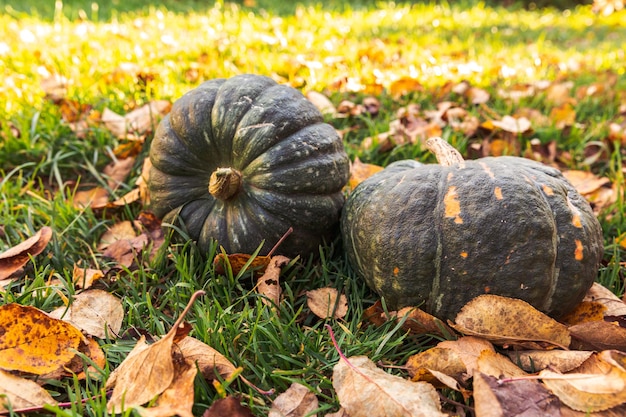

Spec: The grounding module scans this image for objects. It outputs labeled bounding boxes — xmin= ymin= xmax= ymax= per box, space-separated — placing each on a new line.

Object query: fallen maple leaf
xmin=0 ymin=369 xmax=57 ymax=412
xmin=48 ymin=289 xmax=124 ymax=339
xmin=306 ymin=288 xmax=348 ymax=319
xmin=0 ymin=226 xmax=52 ymax=280
xmin=450 ymin=295 xmax=571 ymax=349
xmin=106 ymin=290 xmax=204 ymax=412
xmin=268 ymin=382 xmax=319 ymax=417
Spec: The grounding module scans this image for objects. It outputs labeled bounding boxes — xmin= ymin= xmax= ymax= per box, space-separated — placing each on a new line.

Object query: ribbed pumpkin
xmin=341 ymin=138 xmax=603 ymax=321
xmin=148 ymin=74 xmax=350 ymax=258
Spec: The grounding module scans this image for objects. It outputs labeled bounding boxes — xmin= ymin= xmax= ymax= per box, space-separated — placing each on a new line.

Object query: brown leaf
xmin=175 ymin=336 xmax=237 ymax=381
xmin=0 ymin=226 xmax=52 ymax=280
xmin=569 ymin=321 xmax=626 ymax=351
xmin=48 ymin=289 xmax=124 ymax=339
xmin=306 ymin=91 xmax=336 ymax=115
xmin=562 ymin=170 xmax=611 ymax=196
xmin=139 ymin=358 xmax=197 ymax=417
xmin=268 ymin=382 xmax=319 ymax=417
xmin=257 ymin=255 xmax=290 ymax=307
xmin=101 ymin=100 xmax=170 ymax=139
xmin=106 ymin=291 xmax=203 ymax=412
xmin=0 ymin=369 xmax=58 ymax=412
xmin=388 ymin=77 xmax=423 ymax=99
xmin=363 ymin=300 xmax=387 ymax=327
xmin=466 ymin=86 xmax=490 ymax=104
xmin=476 ymin=349 xmax=527 ymax=379
xmin=545 ymin=81 xmax=575 ymax=106
xmin=306 ymin=288 xmax=348 ymax=319
xmin=0 ymin=304 xmax=85 ymax=375
xmin=473 ymin=372 xmax=561 ymax=417
xmin=490 ymin=115 xmax=532 ymax=133
xmin=203 ymin=396 xmax=254 ymax=417
xmin=450 ymin=295 xmax=571 ymax=349
xmin=332 ymin=356 xmax=447 ymax=417
xmin=508 ymin=350 xmax=594 ymax=373
xmin=540 ymin=350 xmax=626 ymax=412
xmin=396 ymin=306 xmax=455 ymax=338
xmin=583 ymin=282 xmax=626 ymax=317
xmin=213 ymin=253 xmax=271 ymax=278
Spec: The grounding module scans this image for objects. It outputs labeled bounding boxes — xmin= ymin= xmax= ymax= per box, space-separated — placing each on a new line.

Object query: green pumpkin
xmin=341 ymin=138 xmax=603 ymax=321
xmin=148 ymin=74 xmax=350 ymax=258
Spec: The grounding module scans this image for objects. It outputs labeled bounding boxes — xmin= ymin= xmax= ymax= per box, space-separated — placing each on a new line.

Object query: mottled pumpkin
xmin=149 ymin=74 xmax=350 ymax=258
xmin=341 ymin=138 xmax=603 ymax=321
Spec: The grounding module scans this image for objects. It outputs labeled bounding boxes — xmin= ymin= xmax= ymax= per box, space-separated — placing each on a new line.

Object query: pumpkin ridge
xmin=427 ymin=167 xmax=448 ymax=316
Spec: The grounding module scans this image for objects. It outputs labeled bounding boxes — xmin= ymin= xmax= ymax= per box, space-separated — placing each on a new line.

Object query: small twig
xmin=267 ymin=227 xmax=293 ymax=257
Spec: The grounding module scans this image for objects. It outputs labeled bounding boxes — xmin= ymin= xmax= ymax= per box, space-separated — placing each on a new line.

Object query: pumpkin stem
xmin=425 ymin=137 xmax=465 ymax=166
xmin=209 ymin=167 xmax=243 ymax=200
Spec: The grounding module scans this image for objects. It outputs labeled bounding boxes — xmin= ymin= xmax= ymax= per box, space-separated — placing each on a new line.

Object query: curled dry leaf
xmin=347 ymin=157 xmax=383 ymax=191
xmin=0 ymin=226 xmax=52 ymax=280
xmin=476 ymin=349 xmax=527 ymax=379
xmin=257 ymin=255 xmax=290 ymax=307
xmin=396 ymin=306 xmax=455 ymax=338
xmin=490 ymin=115 xmax=532 ymax=133
xmin=451 ymin=295 xmax=571 ymax=349
xmin=583 ymin=282 xmax=626 ymax=317
xmin=101 ymin=100 xmax=170 ymax=139
xmin=0 ymin=369 xmax=57 ymax=412
xmin=48 ymin=289 xmax=124 ymax=339
xmin=306 ymin=288 xmax=348 ymax=320
xmin=305 ymin=91 xmax=337 ymax=115
xmin=508 ymin=350 xmax=594 ymax=374
xmin=332 ymin=356 xmax=447 ymax=417
xmin=139 ymin=358 xmax=197 ymax=417
xmin=474 ymin=372 xmax=561 ymax=417
xmin=437 ymin=336 xmax=496 ymax=380
xmin=175 ymin=336 xmax=237 ymax=381
xmin=540 ymin=350 xmax=626 ymax=412
xmin=268 ymin=382 xmax=319 ymax=417
xmin=406 ymin=347 xmax=468 ymax=384
xmin=560 ymin=301 xmax=607 ymax=326
xmin=0 ymin=303 xmax=85 ymax=375
xmin=213 ymin=253 xmax=271 ymax=278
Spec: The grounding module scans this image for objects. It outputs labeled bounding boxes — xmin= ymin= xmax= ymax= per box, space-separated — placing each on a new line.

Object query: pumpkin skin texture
xmin=341 ymin=154 xmax=604 ymax=321
xmin=148 ymin=74 xmax=350 ymax=258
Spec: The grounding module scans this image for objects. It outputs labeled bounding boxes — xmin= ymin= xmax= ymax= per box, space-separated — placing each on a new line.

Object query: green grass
xmin=1 ymin=0 xmax=625 ymax=415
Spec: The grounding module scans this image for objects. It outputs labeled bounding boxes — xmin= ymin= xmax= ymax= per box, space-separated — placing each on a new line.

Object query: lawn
xmin=1 ymin=0 xmax=625 ymax=415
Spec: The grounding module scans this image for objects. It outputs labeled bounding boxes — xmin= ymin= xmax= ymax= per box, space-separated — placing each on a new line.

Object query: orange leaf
xmin=388 ymin=77 xmax=423 ymax=99
xmin=0 ymin=304 xmax=85 ymax=375
xmin=347 ymin=158 xmax=383 ymax=191
xmin=549 ymin=102 xmax=577 ymax=129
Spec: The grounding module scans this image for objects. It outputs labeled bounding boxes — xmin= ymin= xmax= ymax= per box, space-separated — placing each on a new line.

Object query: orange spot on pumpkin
xmin=484 ymin=286 xmax=491 ymax=293
xmin=444 ymin=186 xmax=463 ymax=224
xmin=574 ymin=240 xmax=584 ymax=261
xmin=542 ymin=184 xmax=554 ymax=196
xmin=460 ymin=251 xmax=468 ymax=258
xmin=393 ymin=266 xmax=400 ymax=276
xmin=494 ymin=186 xmax=503 ymax=200
xmin=572 ymin=214 xmax=582 ymax=228
xmin=479 ymin=162 xmax=495 ymax=179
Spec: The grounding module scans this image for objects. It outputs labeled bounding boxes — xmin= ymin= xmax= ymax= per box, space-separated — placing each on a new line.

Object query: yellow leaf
xmin=0 ymin=303 xmax=85 ymax=375
xmin=388 ymin=77 xmax=423 ymax=99
xmin=560 ymin=301 xmax=607 ymax=325
xmin=450 ymin=295 xmax=571 ymax=349
xmin=549 ymin=102 xmax=576 ymax=129
xmin=347 ymin=158 xmax=383 ymax=191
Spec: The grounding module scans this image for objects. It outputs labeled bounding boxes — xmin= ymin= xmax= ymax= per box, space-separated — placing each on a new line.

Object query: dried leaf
xmin=98 ymin=221 xmax=140 ymax=251
xmin=389 ymin=77 xmax=422 ymax=99
xmin=474 ymin=372 xmax=561 ymax=417
xmin=102 ymin=100 xmax=170 ymax=139
xmin=406 ymin=347 xmax=468 ymax=383
xmin=450 ymin=295 xmax=571 ymax=349
xmin=106 ymin=291 xmax=202 ymax=412
xmin=268 ymin=382 xmax=319 ymax=417
xmin=175 ymin=336 xmax=237 ymax=381
xmin=0 ymin=226 xmax=52 ymax=280
xmin=562 ymin=170 xmax=611 ymax=196
xmin=332 ymin=356 xmax=447 ymax=417
xmin=583 ymin=282 xmax=626 ymax=317
xmin=347 ymin=157 xmax=383 ymax=191
xmin=213 ymin=253 xmax=271 ymax=278
xmin=203 ymin=396 xmax=254 ymax=417
xmin=508 ymin=350 xmax=594 ymax=373
xmin=490 ymin=115 xmax=532 ymax=133
xmin=72 ymin=264 xmax=104 ymax=289
xmin=540 ymin=350 xmax=626 ymax=412
xmin=477 ymin=349 xmax=527 ymax=379
xmin=48 ymin=289 xmax=124 ymax=339
xmin=0 ymin=369 xmax=58 ymax=412
xmin=560 ymin=301 xmax=607 ymax=325
xmin=437 ymin=336 xmax=496 ymax=379
xmin=306 ymin=91 xmax=336 ymax=115
xmin=0 ymin=303 xmax=85 ymax=375
xmin=466 ymin=86 xmax=490 ymax=104
xmin=396 ymin=306 xmax=455 ymax=338
xmin=257 ymin=255 xmax=290 ymax=307
xmin=568 ymin=321 xmax=626 ymax=351
xmin=306 ymin=288 xmax=348 ymax=319
xmin=139 ymin=358 xmax=197 ymax=417
xmin=549 ymin=102 xmax=577 ymax=129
